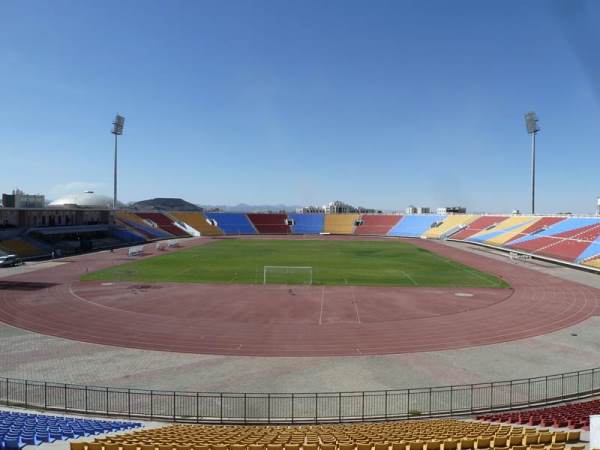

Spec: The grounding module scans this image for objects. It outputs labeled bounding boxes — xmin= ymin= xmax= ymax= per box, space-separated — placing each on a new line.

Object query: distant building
xmin=298 ymin=201 xmax=376 ymax=214
xmin=1 ymin=189 xmax=45 ymax=209
xmin=417 ymin=206 xmax=431 ymax=214
xmin=405 ymin=205 xmax=418 ymax=214
xmin=296 ymin=205 xmax=322 ymax=213
xmin=436 ymin=206 xmax=467 ymax=214
xmin=49 ymin=191 xmax=119 ymax=209
xmin=597 ymin=197 xmax=600 ymax=215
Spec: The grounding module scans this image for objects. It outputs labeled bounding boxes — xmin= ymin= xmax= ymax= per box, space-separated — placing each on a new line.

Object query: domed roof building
xmin=49 ymin=191 xmax=121 ymax=209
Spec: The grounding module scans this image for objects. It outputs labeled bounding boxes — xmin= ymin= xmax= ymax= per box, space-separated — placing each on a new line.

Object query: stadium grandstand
xmin=4 ymin=2 xmax=600 ymax=447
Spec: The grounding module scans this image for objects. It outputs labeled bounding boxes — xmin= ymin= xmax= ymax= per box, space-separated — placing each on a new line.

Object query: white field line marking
xmin=228 ymin=273 xmax=238 ymax=283
xmin=318 ymin=286 xmax=325 ymax=325
xmin=399 ymin=269 xmax=418 ymax=286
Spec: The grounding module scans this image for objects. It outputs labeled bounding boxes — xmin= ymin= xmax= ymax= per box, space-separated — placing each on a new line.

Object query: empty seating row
xmin=72 ymin=420 xmax=582 ymax=450
xmin=247 ymin=214 xmax=291 ymax=234
xmin=170 ymin=212 xmax=223 ymax=236
xmin=423 ymin=215 xmax=477 ymax=240
xmin=135 ymin=213 xmax=190 ymax=237
xmin=203 ymin=213 xmax=257 ymax=235
xmin=324 ymin=214 xmax=360 ymax=234
xmin=0 ymin=410 xmax=140 ymax=449
xmin=287 ymin=214 xmax=324 ymax=234
xmin=476 ymin=398 xmax=600 ymax=430
xmin=354 ymin=215 xmax=402 ymax=235
xmin=388 ymin=215 xmax=445 ymax=238
xmin=116 ymin=212 xmax=174 ymax=239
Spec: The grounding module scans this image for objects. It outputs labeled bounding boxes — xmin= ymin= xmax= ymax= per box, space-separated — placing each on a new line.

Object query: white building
xmin=1 ymin=189 xmax=45 ymax=209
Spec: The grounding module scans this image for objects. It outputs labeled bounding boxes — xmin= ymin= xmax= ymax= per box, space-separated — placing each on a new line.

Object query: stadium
xmin=3 ymin=1 xmax=600 ymax=450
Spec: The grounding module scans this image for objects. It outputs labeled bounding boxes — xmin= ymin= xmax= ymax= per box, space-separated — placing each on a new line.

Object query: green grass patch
xmin=82 ymin=239 xmax=509 ymax=288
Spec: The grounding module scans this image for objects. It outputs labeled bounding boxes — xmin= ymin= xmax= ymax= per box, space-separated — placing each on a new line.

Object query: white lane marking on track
xmin=352 ymin=286 xmax=362 ymax=324
xmin=318 ymin=286 xmax=325 ymax=325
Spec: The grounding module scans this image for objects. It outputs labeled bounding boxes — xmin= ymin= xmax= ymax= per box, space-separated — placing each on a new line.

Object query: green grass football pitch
xmin=82 ymin=239 xmax=509 ymax=288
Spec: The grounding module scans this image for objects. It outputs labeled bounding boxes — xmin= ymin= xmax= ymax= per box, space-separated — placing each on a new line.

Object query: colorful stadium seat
xmin=467 ymin=216 xmax=539 ymax=245
xmin=247 ymin=213 xmax=291 ymax=234
xmin=170 ymin=212 xmax=223 ymax=236
xmin=135 ymin=212 xmax=190 ymax=237
xmin=449 ymin=216 xmax=508 ymax=241
xmin=503 ymin=217 xmax=566 ymax=245
xmin=477 ymin=398 xmax=600 ymax=430
xmin=354 ymin=215 xmax=402 ymax=235
xmin=507 ymin=218 xmax=600 ymax=262
xmin=203 ymin=213 xmax=257 ymax=235
xmin=423 ymin=215 xmax=478 ymax=239
xmin=388 ymin=215 xmax=445 ymax=237
xmin=116 ymin=212 xmax=173 ymax=239
xmin=324 ymin=214 xmax=360 ymax=234
xmin=287 ymin=213 xmax=324 ymax=234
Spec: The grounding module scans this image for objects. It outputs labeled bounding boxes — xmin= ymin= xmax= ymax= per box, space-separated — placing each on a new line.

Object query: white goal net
xmin=263 ymin=266 xmax=313 ymax=285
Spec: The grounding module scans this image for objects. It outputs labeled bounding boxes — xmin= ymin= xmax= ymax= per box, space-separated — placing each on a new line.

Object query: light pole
xmin=111 ymin=114 xmax=125 ymax=209
xmin=525 ymin=112 xmax=539 ymax=214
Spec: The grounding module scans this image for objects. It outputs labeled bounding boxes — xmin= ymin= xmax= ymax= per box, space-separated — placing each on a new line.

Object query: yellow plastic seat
xmin=565 ymin=432 xmax=580 ymax=445
xmin=476 ymin=437 xmax=490 ymax=449
xmin=460 ymin=439 xmax=474 ymax=450
xmin=444 ymin=441 xmax=458 ymax=450
xmin=70 ymin=442 xmax=87 ymax=450
xmin=552 ymin=433 xmax=566 ymax=445
xmin=426 ymin=441 xmax=440 ymax=450
xmin=491 ymin=437 xmax=507 ymax=448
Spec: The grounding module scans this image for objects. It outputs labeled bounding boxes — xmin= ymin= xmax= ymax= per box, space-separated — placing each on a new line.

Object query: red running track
xmin=0 ymin=237 xmax=599 ymax=356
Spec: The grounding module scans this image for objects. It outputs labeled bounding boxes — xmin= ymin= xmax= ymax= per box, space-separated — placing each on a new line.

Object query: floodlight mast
xmin=111 ymin=114 xmax=125 ymax=210
xmin=525 ymin=112 xmax=540 ymax=214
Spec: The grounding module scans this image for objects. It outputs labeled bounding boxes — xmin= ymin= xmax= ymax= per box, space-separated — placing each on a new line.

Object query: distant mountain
xmin=201 ymin=203 xmax=302 ymax=213
xmin=132 ymin=198 xmax=202 ymax=211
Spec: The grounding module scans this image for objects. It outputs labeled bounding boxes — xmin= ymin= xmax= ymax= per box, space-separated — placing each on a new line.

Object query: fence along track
xmin=1 ymin=368 xmax=599 ymax=424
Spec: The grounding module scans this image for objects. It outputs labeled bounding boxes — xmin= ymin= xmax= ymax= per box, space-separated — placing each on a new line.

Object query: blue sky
xmin=2 ymin=0 xmax=600 ymax=213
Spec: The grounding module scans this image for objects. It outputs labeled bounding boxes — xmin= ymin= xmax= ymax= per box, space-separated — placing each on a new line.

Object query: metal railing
xmin=1 ymin=367 xmax=599 ymax=424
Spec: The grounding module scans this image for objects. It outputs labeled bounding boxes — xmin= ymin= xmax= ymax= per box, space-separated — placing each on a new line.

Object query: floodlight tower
xmin=111 ymin=114 xmax=125 ymax=209
xmin=525 ymin=112 xmax=540 ymax=214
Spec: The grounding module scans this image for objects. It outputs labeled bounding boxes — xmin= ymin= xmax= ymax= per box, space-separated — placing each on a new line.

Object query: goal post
xmin=263 ymin=266 xmax=313 ymax=285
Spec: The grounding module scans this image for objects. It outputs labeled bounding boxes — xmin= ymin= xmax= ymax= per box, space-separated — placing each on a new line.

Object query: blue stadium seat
xmin=0 ymin=411 xmax=141 ymax=449
xmin=203 ymin=213 xmax=257 ymax=235
xmin=388 ymin=215 xmax=446 ymax=237
xmin=287 ymin=213 xmax=324 ymax=234
xmin=110 ymin=229 xmax=146 ymax=243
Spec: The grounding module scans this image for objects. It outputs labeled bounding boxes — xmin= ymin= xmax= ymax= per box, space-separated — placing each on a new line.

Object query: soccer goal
xmin=263 ymin=266 xmax=313 ymax=285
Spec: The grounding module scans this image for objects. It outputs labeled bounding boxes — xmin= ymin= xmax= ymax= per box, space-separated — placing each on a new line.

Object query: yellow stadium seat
xmin=553 ymin=433 xmax=567 ymax=444
xmin=475 ymin=437 xmax=490 ymax=449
